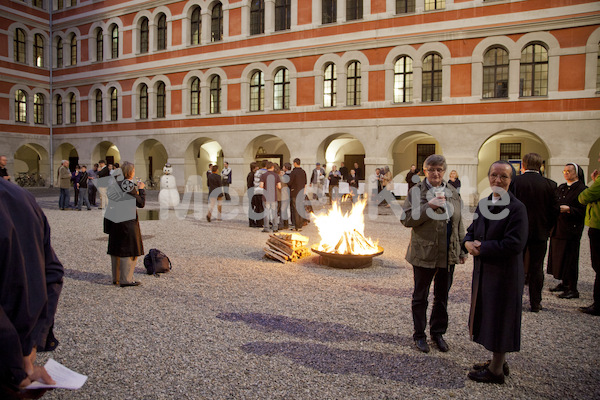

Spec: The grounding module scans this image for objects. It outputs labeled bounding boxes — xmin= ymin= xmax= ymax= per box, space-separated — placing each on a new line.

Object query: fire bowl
xmin=311 ymin=245 xmax=384 ymax=269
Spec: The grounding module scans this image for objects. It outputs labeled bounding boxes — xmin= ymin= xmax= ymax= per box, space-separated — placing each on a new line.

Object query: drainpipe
xmin=49 ymin=3 xmax=53 ymax=187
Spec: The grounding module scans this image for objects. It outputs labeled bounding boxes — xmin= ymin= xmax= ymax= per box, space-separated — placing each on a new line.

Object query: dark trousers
xmin=73 ymin=187 xmax=79 ymax=206
xmin=290 ymin=192 xmax=304 ymax=230
xmin=524 ymin=239 xmax=548 ymax=308
xmin=589 ymin=228 xmax=600 ymax=306
xmin=411 ymin=264 xmax=455 ymax=340
xmin=89 ymin=184 xmax=97 ymax=205
xmin=58 ymin=188 xmax=70 ymax=209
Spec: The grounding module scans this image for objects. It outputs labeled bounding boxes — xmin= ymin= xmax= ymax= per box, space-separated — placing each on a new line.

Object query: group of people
xmin=55 ymin=159 xmax=121 ymax=211
xmin=401 ymin=152 xmax=600 ymax=385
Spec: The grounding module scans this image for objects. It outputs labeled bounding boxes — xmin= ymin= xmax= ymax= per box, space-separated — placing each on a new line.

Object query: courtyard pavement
xmin=25 ymin=187 xmax=600 ymax=399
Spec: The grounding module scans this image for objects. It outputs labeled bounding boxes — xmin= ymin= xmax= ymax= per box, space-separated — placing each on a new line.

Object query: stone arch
xmin=340 ymin=50 xmax=370 ymax=104
xmin=587 ymin=137 xmax=600 ymax=182
xmin=241 ymin=62 xmax=268 ymax=111
xmin=184 ymin=137 xmax=224 ymax=191
xmin=92 ymin=141 xmax=121 ymax=168
xmin=476 ymin=129 xmax=551 ymax=197
xmin=388 ymin=131 xmax=443 ymax=183
xmin=585 ymin=27 xmax=600 ymax=91
xmin=54 ymin=142 xmax=79 ymax=173
xmin=243 ymin=134 xmax=291 ymax=170
xmin=314 ymin=53 xmax=342 ymax=107
xmin=13 ymin=143 xmax=49 ymax=185
xmin=134 ymin=139 xmax=169 ymax=182
xmin=316 ymin=133 xmax=366 ymax=180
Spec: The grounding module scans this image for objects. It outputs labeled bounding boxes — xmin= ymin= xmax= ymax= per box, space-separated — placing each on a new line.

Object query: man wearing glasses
xmin=401 ymin=155 xmax=467 ymax=353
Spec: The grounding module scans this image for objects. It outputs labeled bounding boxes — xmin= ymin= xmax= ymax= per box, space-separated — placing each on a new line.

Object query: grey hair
xmin=423 ymin=155 xmax=447 ymax=171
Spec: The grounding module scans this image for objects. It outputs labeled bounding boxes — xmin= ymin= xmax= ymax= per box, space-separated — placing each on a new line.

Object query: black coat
xmin=288 ymin=167 xmax=307 ymax=194
xmin=0 ymin=180 xmax=64 ymax=386
xmin=103 ymin=180 xmax=145 ymax=257
xmin=512 ymin=171 xmax=558 ymax=241
xmin=463 ymin=192 xmax=528 ymax=353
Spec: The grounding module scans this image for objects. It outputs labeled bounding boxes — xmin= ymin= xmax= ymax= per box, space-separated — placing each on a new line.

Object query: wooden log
xmin=269 ymin=235 xmax=295 ymax=249
xmin=267 ymin=239 xmax=294 ymax=255
xmin=263 ymin=247 xmax=288 ymax=263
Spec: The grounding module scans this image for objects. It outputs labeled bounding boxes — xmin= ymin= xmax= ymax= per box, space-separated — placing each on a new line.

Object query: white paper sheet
xmin=25 ymin=359 xmax=87 ymax=390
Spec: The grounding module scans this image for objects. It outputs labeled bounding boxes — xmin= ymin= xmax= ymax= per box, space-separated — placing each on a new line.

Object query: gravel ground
xmin=24 ymin=188 xmax=600 ymax=399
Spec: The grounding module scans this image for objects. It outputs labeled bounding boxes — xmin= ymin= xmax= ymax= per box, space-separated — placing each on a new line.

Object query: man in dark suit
xmin=288 ymin=158 xmax=307 ymax=231
xmin=512 ymin=153 xmax=559 ymax=312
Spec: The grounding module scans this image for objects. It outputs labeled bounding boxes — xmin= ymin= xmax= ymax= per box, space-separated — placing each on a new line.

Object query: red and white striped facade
xmin=2 ymin=0 xmax=599 ymax=203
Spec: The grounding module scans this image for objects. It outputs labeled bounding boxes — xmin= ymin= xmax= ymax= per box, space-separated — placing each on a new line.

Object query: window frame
xmin=323 ymin=63 xmax=337 ymax=107
xmin=96 ymin=29 xmax=103 ymax=61
xmin=140 ymin=18 xmax=149 ymax=53
xmin=34 ymin=93 xmax=44 ymax=124
xmin=273 ymin=67 xmax=290 ymax=110
xmin=394 ymin=56 xmax=413 ymax=103
xmin=111 ymin=26 xmax=118 ymax=59
xmin=69 ymin=93 xmax=76 ymax=124
xmin=56 ymin=37 xmax=63 ymax=68
xmin=191 ymin=77 xmax=201 ymax=115
xmin=157 ymin=14 xmax=167 ymax=51
xmin=211 ymin=3 xmax=223 ymax=42
xmin=422 ymin=53 xmax=442 ymax=102
xmin=34 ymin=34 xmax=44 ymax=67
xmin=346 ymin=61 xmax=361 ymax=106
xmin=15 ymin=90 xmax=27 ymax=123
xmin=139 ymin=84 xmax=148 ymax=119
xmin=424 ymin=0 xmax=445 ymax=11
xmin=191 ymin=7 xmax=202 ymax=45
xmin=250 ymin=71 xmax=265 ymax=111
xmin=55 ymin=95 xmax=63 ymax=125
xmin=109 ymin=88 xmax=118 ymax=121
xmin=482 ymin=47 xmax=509 ymax=99
xmin=519 ymin=43 xmax=548 ymax=97
xmin=322 ymin=0 xmax=336 ymax=24
xmin=275 ymin=0 xmax=291 ymax=31
xmin=396 ymin=0 xmax=415 ymax=14
xmin=210 ymin=75 xmax=221 ymax=114
xmin=250 ymin=0 xmax=265 ymax=36
xmin=156 ymin=82 xmax=166 ymax=118
xmin=346 ymin=0 xmax=363 ymax=21
xmin=69 ymin=33 xmax=77 ymax=65
xmin=14 ymin=28 xmax=26 ymax=63
xmin=95 ymin=90 xmax=103 ymax=122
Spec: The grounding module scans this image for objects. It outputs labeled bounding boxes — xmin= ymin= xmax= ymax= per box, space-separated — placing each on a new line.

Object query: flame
xmin=313 ymin=199 xmax=379 ymax=255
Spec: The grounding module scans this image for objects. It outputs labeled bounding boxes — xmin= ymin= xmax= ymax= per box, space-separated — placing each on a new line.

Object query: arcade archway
xmin=13 ymin=143 xmax=49 ymax=185
xmin=54 ymin=143 xmax=79 ymax=173
xmin=134 ymin=139 xmax=169 ymax=182
xmin=184 ymin=137 xmax=224 ymax=191
xmin=92 ymin=141 xmax=121 ymax=167
xmin=317 ymin=133 xmax=365 ymax=180
xmin=244 ymin=134 xmax=291 ymax=169
xmin=389 ymin=132 xmax=442 ymax=183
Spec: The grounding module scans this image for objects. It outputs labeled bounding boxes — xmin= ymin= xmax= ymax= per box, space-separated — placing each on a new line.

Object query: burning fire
xmin=313 ymin=200 xmax=379 ymax=255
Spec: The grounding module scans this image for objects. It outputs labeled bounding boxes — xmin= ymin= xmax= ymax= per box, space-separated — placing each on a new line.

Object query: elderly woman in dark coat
xmin=463 ymin=161 xmax=528 ymax=384
xmin=103 ymin=161 xmax=145 ymax=287
xmin=547 ymin=163 xmax=587 ymax=299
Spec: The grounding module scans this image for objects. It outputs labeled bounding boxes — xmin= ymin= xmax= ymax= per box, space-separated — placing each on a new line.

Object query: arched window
xmin=33 ymin=0 xmax=43 ymax=8
xmin=275 ymin=0 xmax=291 ymax=31
xmin=424 ymin=0 xmax=445 ymax=11
xmin=520 ymin=43 xmax=548 ymax=97
xmin=55 ymin=95 xmax=63 ymax=125
xmin=56 ymin=37 xmax=63 ymax=67
xmin=69 ymin=93 xmax=76 ymax=123
xmin=346 ymin=61 xmax=361 ymax=106
xmin=57 ymin=0 xmax=63 ymax=10
xmin=15 ymin=90 xmax=27 ymax=123
xmin=346 ymin=0 xmax=363 ymax=21
xmin=109 ymin=88 xmax=118 ymax=121
xmin=140 ymin=18 xmax=149 ymax=53
xmin=323 ymin=63 xmax=336 ymax=107
xmin=95 ymin=90 xmax=103 ymax=122
xmin=111 ymin=26 xmax=118 ymax=59
xmin=139 ymin=84 xmax=148 ymax=119
xmin=34 ymin=34 xmax=44 ymax=67
xmin=157 ymin=14 xmax=167 ymax=50
xmin=394 ymin=56 xmax=413 ymax=103
xmin=483 ymin=47 xmax=509 ymax=99
xmin=34 ymin=94 xmax=44 ymax=124
xmin=250 ymin=71 xmax=264 ymax=111
xmin=250 ymin=0 xmax=265 ymax=35
xmin=191 ymin=7 xmax=202 ymax=45
xmin=70 ymin=33 xmax=77 ymax=65
xmin=157 ymin=82 xmax=166 ymax=118
xmin=396 ymin=0 xmax=415 ymax=13
xmin=210 ymin=75 xmax=221 ymax=114
xmin=96 ymin=29 xmax=103 ymax=61
xmin=211 ymin=3 xmax=223 ymax=42
xmin=273 ymin=68 xmax=290 ymax=110
xmin=322 ymin=0 xmax=336 ymax=24
xmin=422 ymin=53 xmax=442 ymax=102
xmin=14 ymin=28 xmax=26 ymax=63
xmin=191 ymin=78 xmax=201 ymax=115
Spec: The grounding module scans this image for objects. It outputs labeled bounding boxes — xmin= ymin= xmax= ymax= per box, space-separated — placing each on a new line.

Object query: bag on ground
xmin=144 ymin=248 xmax=172 ymax=275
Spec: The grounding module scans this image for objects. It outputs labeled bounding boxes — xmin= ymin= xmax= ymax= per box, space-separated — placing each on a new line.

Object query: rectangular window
xmin=424 ymin=0 xmax=445 ymax=11
xmin=396 ymin=0 xmax=415 ymax=13
xmin=346 ymin=0 xmax=363 ymax=21
xmin=322 ymin=0 xmax=336 ymax=24
xmin=500 ymin=143 xmax=521 ymax=161
xmin=417 ymin=144 xmax=436 ymax=172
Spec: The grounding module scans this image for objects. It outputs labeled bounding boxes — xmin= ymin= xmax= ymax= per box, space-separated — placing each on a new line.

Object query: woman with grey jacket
xmin=401 ymin=154 xmax=467 ymax=354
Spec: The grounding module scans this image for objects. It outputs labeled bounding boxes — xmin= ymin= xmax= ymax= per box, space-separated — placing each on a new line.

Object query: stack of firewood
xmin=264 ymin=233 xmax=311 ymax=263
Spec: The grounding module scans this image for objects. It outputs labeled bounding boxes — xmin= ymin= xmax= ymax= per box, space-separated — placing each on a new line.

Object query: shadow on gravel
xmin=216 ymin=312 xmax=412 ymax=347
xmin=64 ymin=268 xmax=113 ymax=286
xmin=351 ymin=283 xmax=471 ymax=304
xmin=241 ymin=341 xmax=465 ymax=389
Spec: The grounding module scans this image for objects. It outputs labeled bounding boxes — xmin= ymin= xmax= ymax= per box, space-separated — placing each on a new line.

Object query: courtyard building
xmin=1 ymin=0 xmax=600 ymax=204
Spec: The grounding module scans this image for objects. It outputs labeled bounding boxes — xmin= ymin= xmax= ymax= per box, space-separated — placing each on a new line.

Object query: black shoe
xmin=530 ymin=304 xmax=542 ymax=313
xmin=579 ymin=304 xmax=600 ymax=316
xmin=468 ymin=366 xmax=505 ymax=384
xmin=558 ymin=290 xmax=579 ymax=299
xmin=432 ymin=334 xmax=449 ymax=352
xmin=120 ymin=281 xmax=141 ymax=287
xmin=472 ymin=360 xmax=510 ymax=376
xmin=206 ymin=214 xmax=211 ymax=222
xmin=549 ymin=283 xmax=566 ymax=292
xmin=414 ymin=338 xmax=430 ymax=353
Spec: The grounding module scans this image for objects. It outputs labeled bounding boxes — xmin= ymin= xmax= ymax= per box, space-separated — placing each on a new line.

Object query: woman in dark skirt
xmin=547 ymin=163 xmax=587 ymax=299
xmin=103 ymin=161 xmax=145 ymax=287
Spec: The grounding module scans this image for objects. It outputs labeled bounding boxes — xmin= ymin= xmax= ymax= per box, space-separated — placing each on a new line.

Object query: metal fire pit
xmin=311 ymin=245 xmax=384 ymax=269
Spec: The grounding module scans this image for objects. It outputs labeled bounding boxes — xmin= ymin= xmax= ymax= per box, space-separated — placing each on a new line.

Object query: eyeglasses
xmin=490 ymin=173 xmax=511 ymax=181
xmin=425 ymin=168 xmax=445 ymax=174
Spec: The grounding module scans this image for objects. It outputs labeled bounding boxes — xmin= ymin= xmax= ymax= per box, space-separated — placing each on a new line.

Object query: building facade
xmin=2 ymin=0 xmax=600 ymax=204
